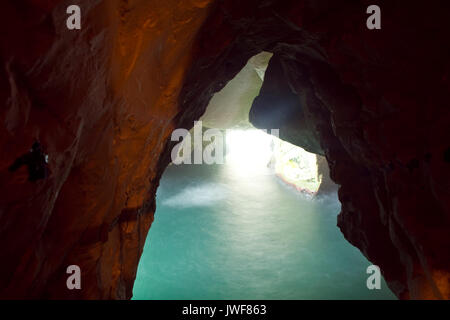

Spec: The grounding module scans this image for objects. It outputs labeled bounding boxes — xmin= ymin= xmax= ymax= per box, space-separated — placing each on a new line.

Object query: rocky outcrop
xmin=0 ymin=0 xmax=449 ymax=299
xmin=201 ymin=52 xmax=272 ymax=129
xmin=316 ymin=155 xmax=337 ymax=195
xmin=250 ymin=54 xmax=324 ymax=155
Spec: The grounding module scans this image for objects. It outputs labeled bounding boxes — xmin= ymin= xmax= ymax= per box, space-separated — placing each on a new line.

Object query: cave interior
xmin=0 ymin=0 xmax=448 ymax=300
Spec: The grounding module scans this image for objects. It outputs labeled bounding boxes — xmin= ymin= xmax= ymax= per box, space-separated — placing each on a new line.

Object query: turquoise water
xmin=133 ymin=163 xmax=396 ymax=300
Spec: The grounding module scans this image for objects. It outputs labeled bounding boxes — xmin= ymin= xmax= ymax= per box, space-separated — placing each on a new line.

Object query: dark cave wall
xmin=177 ymin=0 xmax=450 ymax=298
xmin=0 ymin=0 xmax=449 ymax=299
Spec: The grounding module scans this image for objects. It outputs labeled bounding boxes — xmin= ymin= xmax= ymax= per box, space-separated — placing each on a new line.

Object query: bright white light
xmin=225 ymin=129 xmax=274 ymax=172
xmin=224 ymin=128 xmax=321 ymax=193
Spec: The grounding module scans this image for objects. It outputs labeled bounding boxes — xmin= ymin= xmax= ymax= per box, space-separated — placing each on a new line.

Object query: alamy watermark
xmin=66 ymin=265 xmax=81 ymax=290
xmin=65 ymin=4 xmax=381 ymax=31
xmin=170 ymin=121 xmax=279 ymax=165
xmin=366 ymin=265 xmax=381 ymax=290
xmin=66 ymin=5 xmax=81 ymax=30
xmin=366 ymin=5 xmax=381 ymax=30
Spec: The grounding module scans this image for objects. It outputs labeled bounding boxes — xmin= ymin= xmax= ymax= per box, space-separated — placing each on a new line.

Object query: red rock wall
xmin=0 ymin=0 xmax=214 ymax=299
xmin=0 ymin=0 xmax=449 ymax=299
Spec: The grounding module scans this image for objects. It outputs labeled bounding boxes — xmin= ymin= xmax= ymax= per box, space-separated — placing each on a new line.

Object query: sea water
xmin=132 ymin=163 xmax=396 ymax=300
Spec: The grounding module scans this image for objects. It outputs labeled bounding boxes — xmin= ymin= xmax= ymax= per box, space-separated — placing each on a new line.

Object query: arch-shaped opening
xmin=0 ymin=0 xmax=447 ymax=301
xmin=133 ymin=53 xmax=395 ymax=299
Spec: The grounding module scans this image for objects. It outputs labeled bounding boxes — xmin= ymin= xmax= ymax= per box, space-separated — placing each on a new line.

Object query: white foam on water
xmin=162 ymin=183 xmax=228 ymax=208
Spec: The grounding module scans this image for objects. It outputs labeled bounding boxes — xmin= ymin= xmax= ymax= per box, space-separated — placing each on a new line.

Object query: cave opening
xmin=132 ymin=53 xmax=396 ymax=300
